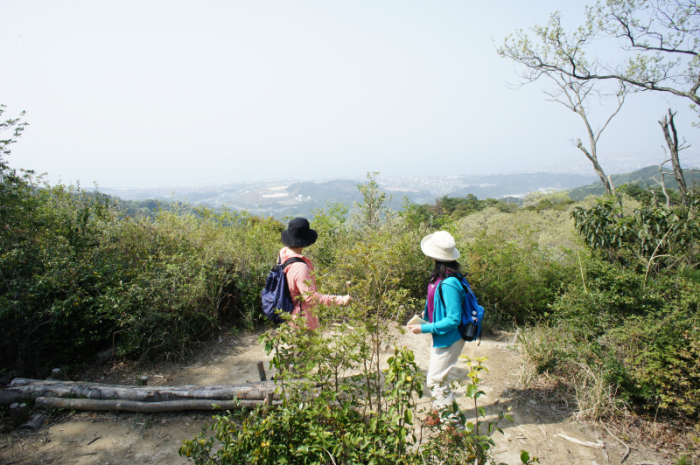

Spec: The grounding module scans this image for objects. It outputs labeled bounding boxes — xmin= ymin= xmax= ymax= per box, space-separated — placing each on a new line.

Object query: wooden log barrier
xmin=18 ymin=414 xmax=47 ymax=431
xmin=34 ymin=397 xmax=280 ymax=413
xmin=1 ymin=379 xmax=281 ymax=405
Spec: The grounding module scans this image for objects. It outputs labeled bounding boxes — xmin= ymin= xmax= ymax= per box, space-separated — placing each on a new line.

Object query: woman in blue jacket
xmin=407 ymin=231 xmax=466 ymax=418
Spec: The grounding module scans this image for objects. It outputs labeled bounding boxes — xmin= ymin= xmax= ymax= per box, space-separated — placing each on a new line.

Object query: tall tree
xmin=0 ymin=105 xmax=30 ymax=229
xmin=0 ymin=104 xmax=28 ymax=162
xmin=498 ymin=1 xmax=700 ymax=199
xmin=543 ymin=75 xmax=627 ymax=194
xmin=498 ymin=1 xmax=700 ymax=117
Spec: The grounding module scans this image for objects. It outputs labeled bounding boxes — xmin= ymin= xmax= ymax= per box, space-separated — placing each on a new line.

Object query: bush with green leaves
xmin=181 ymin=347 xmax=428 ymax=465
xmin=455 ymin=206 xmax=583 ymax=327
xmin=521 ymin=261 xmax=700 ymax=419
xmin=0 ymin=173 xmax=285 ymax=374
xmin=518 ymin=193 xmax=700 ymax=419
xmin=401 ymin=194 xmax=518 ymax=229
xmin=182 ymin=329 xmax=518 ymax=465
xmin=572 ymin=194 xmax=700 ymax=269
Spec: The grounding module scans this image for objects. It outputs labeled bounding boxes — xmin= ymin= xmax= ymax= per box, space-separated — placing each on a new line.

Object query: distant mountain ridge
xmin=567 ymin=165 xmax=700 ymax=200
xmin=445 ymin=172 xmax=599 ymax=199
xmin=101 ymin=168 xmax=697 ymax=218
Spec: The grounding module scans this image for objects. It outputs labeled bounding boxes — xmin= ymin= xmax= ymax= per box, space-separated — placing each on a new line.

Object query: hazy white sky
xmin=2 ymin=0 xmax=698 ymax=187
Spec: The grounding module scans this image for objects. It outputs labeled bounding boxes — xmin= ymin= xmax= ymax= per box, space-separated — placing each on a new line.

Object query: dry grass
xmin=571 ymin=362 xmax=617 ymax=421
xmin=515 ymin=327 xmax=618 ymax=421
xmin=514 ymin=326 xmax=700 ymax=462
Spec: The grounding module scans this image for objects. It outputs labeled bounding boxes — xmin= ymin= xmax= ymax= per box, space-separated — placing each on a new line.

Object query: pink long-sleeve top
xmin=279 ymin=247 xmax=344 ymax=330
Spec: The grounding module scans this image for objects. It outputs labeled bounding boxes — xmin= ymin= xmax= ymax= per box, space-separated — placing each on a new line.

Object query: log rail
xmin=35 ymin=397 xmax=280 ymax=412
xmin=1 ymin=378 xmax=282 ymax=412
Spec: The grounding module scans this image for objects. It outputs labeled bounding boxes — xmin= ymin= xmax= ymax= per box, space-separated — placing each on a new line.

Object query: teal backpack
xmin=437 ymin=274 xmax=485 ymax=342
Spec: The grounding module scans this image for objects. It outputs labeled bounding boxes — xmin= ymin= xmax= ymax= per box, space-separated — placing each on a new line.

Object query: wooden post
xmin=256 ymin=361 xmax=266 ymax=382
xmin=51 ymin=369 xmax=63 ymax=380
xmin=139 ymin=376 xmax=148 ymax=386
xmin=10 ymin=403 xmax=28 ymax=426
xmin=265 ymin=391 xmax=274 ymax=406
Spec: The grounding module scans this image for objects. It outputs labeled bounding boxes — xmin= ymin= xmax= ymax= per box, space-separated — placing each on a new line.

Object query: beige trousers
xmin=426 ymin=339 xmax=466 ymax=410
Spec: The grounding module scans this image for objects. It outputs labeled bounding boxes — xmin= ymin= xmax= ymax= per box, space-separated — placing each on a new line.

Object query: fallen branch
xmin=35 ymin=397 xmax=280 ymax=412
xmin=643 ymin=227 xmax=673 ymax=288
xmin=555 ymin=433 xmax=604 ymax=449
xmin=601 ymin=422 xmax=631 ymax=463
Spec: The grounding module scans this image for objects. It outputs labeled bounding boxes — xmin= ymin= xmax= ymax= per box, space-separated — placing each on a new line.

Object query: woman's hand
xmin=406 ymin=324 xmax=422 ymax=334
xmin=340 ymin=295 xmax=352 ymax=306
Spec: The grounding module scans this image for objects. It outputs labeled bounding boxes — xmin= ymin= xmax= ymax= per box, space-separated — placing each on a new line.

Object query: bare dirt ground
xmin=0 ymin=327 xmax=686 ymax=465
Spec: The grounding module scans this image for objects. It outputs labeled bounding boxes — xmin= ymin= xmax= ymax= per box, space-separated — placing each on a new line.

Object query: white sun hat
xmin=420 ymin=231 xmax=460 ymax=262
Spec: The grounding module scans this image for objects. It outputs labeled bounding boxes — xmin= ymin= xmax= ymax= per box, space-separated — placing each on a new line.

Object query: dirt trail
xmin=0 ymin=328 xmax=668 ymax=465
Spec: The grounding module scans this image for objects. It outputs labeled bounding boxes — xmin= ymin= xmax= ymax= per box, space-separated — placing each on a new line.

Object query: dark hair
xmin=429 ymin=260 xmax=462 ymax=282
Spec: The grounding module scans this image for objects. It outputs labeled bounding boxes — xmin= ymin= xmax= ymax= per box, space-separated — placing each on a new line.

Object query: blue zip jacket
xmin=420 ymin=276 xmax=464 ymax=348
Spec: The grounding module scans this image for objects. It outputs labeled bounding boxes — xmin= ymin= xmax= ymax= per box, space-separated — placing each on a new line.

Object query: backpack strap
xmin=436 ymin=274 xmax=463 ymax=308
xmin=276 ymin=255 xmax=307 ymax=272
xmin=278 ymin=256 xmax=308 ymax=304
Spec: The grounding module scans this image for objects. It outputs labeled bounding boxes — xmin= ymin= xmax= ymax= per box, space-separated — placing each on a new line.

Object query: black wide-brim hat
xmin=281 ymin=217 xmax=318 ymax=247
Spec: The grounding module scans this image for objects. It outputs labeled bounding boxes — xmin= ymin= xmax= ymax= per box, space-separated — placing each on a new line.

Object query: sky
xmin=1 ymin=0 xmax=699 ymax=187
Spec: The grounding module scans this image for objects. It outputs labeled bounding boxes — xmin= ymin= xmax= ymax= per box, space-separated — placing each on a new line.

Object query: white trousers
xmin=426 ymin=339 xmax=466 ymax=410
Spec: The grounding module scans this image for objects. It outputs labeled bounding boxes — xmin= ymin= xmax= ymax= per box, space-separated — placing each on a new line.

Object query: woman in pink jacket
xmin=279 ymin=217 xmax=351 ymax=330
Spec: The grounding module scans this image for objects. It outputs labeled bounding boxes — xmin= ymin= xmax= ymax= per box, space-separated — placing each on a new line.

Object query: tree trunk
xmin=1 ymin=378 xmax=280 ymax=405
xmin=576 ymin=139 xmax=612 ymax=194
xmin=659 ymin=110 xmax=688 ymax=206
xmin=34 ymin=397 xmax=276 ymax=412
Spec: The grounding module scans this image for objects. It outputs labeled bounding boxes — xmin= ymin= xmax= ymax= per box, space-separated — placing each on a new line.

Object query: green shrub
xmin=181 ymin=348 xmax=428 ymax=465
xmin=456 ymin=208 xmax=581 ymax=326
xmin=520 ymin=254 xmax=700 ymax=418
xmin=183 ymin=325 xmax=515 ymax=464
xmin=572 ymin=194 xmax=700 ymax=269
xmin=0 ymin=176 xmax=286 ymax=374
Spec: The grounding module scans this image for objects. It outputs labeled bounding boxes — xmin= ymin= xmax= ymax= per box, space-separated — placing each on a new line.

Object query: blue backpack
xmin=437 ymin=274 xmax=485 ymax=342
xmin=261 ymin=256 xmax=306 ymax=324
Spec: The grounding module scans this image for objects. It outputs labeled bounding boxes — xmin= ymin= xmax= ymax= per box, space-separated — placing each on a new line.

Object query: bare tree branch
xmin=498 ymin=3 xmax=700 ymax=117
xmin=543 ymin=74 xmax=625 ymax=194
